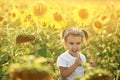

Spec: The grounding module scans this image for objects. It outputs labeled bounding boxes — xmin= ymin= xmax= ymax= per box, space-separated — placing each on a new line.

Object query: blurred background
xmin=0 ymin=0 xmax=120 ymax=80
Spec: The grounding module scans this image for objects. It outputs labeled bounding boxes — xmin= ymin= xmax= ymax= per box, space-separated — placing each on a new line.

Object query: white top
xmin=57 ymin=51 xmax=86 ymax=80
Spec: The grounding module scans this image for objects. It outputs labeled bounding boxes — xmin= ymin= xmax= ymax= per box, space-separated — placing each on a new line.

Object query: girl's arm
xmin=59 ymin=58 xmax=82 ymax=78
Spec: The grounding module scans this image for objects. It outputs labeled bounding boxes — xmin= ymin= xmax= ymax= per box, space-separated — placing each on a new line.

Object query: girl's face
xmin=64 ymin=34 xmax=83 ymax=57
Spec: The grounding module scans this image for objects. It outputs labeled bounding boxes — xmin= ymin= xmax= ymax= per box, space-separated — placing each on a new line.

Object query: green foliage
xmin=0 ymin=20 xmax=120 ymax=80
xmin=8 ymin=55 xmax=52 ymax=73
xmin=0 ymin=0 xmax=120 ymax=80
xmin=74 ymin=68 xmax=112 ymax=80
xmin=81 ymin=30 xmax=120 ymax=79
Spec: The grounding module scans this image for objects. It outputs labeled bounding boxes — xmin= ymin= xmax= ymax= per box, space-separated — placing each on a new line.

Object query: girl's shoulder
xmin=79 ymin=53 xmax=86 ymax=57
xmin=59 ymin=51 xmax=69 ymax=58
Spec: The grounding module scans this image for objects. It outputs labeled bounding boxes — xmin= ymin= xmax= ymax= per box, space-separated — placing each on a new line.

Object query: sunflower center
xmin=94 ymin=20 xmax=103 ymax=29
xmin=33 ymin=3 xmax=47 ymax=16
xmin=78 ymin=9 xmax=89 ymax=20
xmin=53 ymin=12 xmax=63 ymax=22
xmin=101 ymin=16 xmax=107 ymax=21
xmin=11 ymin=13 xmax=16 ymax=18
xmin=0 ymin=16 xmax=4 ymax=22
xmin=24 ymin=14 xmax=32 ymax=22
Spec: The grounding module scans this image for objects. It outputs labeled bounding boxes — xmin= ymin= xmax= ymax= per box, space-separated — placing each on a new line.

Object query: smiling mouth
xmin=72 ymin=50 xmax=78 ymax=53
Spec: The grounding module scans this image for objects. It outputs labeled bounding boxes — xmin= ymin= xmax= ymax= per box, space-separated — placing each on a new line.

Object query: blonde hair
xmin=62 ymin=28 xmax=88 ymax=41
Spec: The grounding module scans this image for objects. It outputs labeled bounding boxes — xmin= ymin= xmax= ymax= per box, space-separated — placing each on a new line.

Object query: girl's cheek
xmin=67 ymin=45 xmax=71 ymax=49
xmin=68 ymin=45 xmax=72 ymax=49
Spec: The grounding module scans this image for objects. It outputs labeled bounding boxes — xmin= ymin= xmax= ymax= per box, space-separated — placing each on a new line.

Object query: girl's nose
xmin=73 ymin=45 xmax=77 ymax=49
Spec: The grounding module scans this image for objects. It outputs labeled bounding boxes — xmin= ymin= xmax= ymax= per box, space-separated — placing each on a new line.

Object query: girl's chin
xmin=72 ymin=52 xmax=78 ymax=54
xmin=72 ymin=51 xmax=78 ymax=54
xmin=70 ymin=52 xmax=78 ymax=57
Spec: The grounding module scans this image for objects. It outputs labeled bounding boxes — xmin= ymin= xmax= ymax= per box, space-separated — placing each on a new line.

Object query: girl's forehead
xmin=65 ymin=34 xmax=83 ymax=41
xmin=67 ymin=34 xmax=82 ymax=38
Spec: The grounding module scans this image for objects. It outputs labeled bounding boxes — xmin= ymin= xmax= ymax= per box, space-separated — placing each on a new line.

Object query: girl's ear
xmin=63 ymin=40 xmax=67 ymax=47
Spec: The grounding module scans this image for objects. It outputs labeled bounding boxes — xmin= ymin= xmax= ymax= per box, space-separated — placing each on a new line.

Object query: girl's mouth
xmin=71 ymin=50 xmax=78 ymax=53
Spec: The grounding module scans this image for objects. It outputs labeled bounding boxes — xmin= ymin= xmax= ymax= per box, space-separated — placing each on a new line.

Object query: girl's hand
xmin=75 ymin=57 xmax=83 ymax=66
xmin=90 ymin=61 xmax=96 ymax=67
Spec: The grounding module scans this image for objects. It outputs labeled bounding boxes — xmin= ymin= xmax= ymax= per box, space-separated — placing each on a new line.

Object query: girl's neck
xmin=68 ymin=51 xmax=79 ymax=58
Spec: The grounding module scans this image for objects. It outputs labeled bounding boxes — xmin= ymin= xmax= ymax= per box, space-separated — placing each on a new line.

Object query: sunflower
xmin=21 ymin=12 xmax=35 ymax=28
xmin=30 ymin=2 xmax=50 ymax=27
xmin=97 ymin=14 xmax=111 ymax=25
xmin=2 ymin=19 xmax=8 ymax=25
xmin=72 ymin=6 xmax=93 ymax=26
xmin=32 ymin=2 xmax=48 ymax=17
xmin=49 ymin=11 xmax=67 ymax=29
xmin=16 ymin=34 xmax=35 ymax=44
xmin=115 ymin=9 xmax=120 ymax=19
xmin=0 ymin=16 xmax=4 ymax=22
xmin=106 ymin=2 xmax=120 ymax=19
xmin=8 ymin=7 xmax=21 ymax=21
xmin=92 ymin=20 xmax=105 ymax=34
xmin=33 ymin=3 xmax=47 ymax=17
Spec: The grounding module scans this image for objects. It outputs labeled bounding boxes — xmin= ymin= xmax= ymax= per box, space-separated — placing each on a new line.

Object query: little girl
xmin=57 ymin=27 xmax=89 ymax=80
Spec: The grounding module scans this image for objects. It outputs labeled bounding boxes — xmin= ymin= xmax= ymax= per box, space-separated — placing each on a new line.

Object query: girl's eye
xmin=77 ymin=42 xmax=80 ymax=45
xmin=69 ymin=42 xmax=73 ymax=45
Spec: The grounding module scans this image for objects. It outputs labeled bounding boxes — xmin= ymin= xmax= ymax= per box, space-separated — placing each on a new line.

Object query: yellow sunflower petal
xmin=9 ymin=7 xmax=21 ymax=21
xmin=49 ymin=11 xmax=67 ymax=29
xmin=72 ymin=6 xmax=93 ymax=26
xmin=92 ymin=20 xmax=104 ymax=34
xmin=53 ymin=12 xmax=63 ymax=22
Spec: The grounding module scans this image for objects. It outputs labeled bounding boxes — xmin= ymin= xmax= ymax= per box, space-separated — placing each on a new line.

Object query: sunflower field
xmin=0 ymin=0 xmax=120 ymax=80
